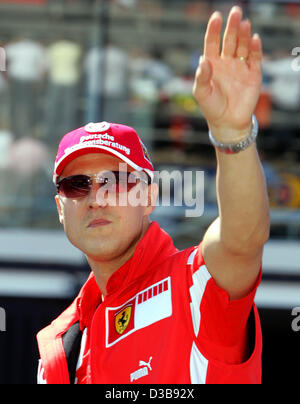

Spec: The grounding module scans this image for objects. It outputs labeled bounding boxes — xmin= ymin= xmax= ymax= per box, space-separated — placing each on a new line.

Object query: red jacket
xmin=37 ymin=221 xmax=262 ymax=384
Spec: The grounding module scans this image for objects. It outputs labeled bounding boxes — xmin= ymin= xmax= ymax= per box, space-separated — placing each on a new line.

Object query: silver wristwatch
xmin=208 ymin=114 xmax=259 ymax=154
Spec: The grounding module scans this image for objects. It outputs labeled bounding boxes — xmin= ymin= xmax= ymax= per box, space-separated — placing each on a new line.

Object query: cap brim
xmin=53 ymin=145 xmax=154 ymax=184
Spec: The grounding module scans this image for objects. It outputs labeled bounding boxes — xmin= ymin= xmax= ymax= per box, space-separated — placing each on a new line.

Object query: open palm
xmin=193 ymin=6 xmax=263 ymax=141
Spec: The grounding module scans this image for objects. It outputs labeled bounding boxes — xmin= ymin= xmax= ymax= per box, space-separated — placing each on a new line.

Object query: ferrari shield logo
xmin=115 ymin=306 xmax=132 ymax=335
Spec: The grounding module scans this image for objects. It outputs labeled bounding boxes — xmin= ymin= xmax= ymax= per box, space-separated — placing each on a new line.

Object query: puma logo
xmin=130 ymin=357 xmax=153 ymax=382
xmin=139 ymin=357 xmax=152 ymax=371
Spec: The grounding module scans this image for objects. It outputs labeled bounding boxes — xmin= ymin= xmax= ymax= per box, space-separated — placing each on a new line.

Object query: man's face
xmin=55 ymin=153 xmax=157 ymax=263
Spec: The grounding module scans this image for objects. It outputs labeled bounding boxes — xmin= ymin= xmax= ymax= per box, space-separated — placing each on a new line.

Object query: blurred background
xmin=0 ymin=0 xmax=299 ymax=384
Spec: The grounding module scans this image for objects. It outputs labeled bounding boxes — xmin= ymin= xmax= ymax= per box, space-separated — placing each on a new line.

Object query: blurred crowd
xmin=0 ymin=37 xmax=196 ymax=142
xmin=0 ymin=35 xmax=199 ymax=227
xmin=0 ymin=35 xmax=298 ymax=141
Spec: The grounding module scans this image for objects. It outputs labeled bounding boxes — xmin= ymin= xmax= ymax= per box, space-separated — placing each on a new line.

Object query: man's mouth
xmin=88 ymin=218 xmax=112 ymax=228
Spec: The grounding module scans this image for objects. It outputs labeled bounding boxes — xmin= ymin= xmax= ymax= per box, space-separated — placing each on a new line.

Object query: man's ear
xmin=55 ymin=195 xmax=64 ymax=225
xmin=145 ymin=182 xmax=159 ymax=215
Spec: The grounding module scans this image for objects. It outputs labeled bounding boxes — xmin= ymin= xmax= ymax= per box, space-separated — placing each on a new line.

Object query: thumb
xmin=193 ymin=56 xmax=213 ymax=102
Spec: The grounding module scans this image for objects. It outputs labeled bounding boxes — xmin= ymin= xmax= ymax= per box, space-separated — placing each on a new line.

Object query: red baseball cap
xmin=53 ymin=122 xmax=154 ymax=184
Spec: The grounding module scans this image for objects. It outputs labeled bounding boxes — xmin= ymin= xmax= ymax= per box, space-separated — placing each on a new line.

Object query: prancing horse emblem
xmin=115 ymin=306 xmax=132 ymax=335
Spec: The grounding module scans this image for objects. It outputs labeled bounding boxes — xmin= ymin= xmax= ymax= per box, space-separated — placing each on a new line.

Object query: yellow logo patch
xmin=115 ymin=306 xmax=132 ymax=335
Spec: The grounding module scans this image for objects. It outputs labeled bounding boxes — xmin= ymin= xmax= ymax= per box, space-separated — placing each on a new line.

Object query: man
xmin=37 ymin=6 xmax=270 ymax=384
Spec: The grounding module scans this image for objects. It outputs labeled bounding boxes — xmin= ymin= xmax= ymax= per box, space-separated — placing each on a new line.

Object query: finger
xmin=221 ymin=6 xmax=243 ymax=58
xmin=193 ymin=57 xmax=213 ymax=101
xmin=236 ymin=19 xmax=251 ymax=59
xmin=203 ymin=11 xmax=222 ymax=59
xmin=248 ymin=33 xmax=263 ymax=72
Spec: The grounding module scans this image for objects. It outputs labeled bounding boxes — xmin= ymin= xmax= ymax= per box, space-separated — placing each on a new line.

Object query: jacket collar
xmin=77 ymin=221 xmax=178 ymax=329
xmin=106 ymin=221 xmax=178 ymax=295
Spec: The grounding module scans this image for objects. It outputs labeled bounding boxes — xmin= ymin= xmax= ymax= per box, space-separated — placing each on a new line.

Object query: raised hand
xmin=193 ymin=6 xmax=263 ymax=142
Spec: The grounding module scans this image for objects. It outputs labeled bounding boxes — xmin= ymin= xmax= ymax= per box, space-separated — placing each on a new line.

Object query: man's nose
xmin=87 ymin=183 xmax=107 ymax=208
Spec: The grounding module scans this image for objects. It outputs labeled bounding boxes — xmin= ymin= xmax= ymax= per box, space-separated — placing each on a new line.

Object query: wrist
xmin=208 ymin=122 xmax=253 ymax=144
xmin=208 ymin=115 xmax=259 ymax=154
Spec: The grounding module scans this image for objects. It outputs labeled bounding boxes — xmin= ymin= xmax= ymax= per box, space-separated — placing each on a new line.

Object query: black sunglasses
xmin=56 ymin=171 xmax=150 ymax=199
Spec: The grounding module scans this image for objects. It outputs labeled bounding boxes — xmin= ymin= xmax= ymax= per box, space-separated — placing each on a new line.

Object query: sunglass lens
xmin=59 ymin=175 xmax=91 ymax=198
